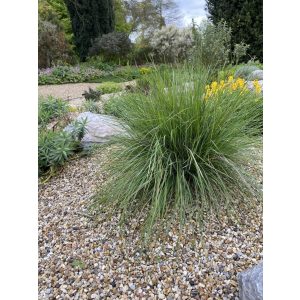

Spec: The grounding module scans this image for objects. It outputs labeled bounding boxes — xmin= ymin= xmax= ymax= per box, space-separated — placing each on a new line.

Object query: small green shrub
xmin=83 ymin=56 xmax=117 ymax=71
xmin=113 ymin=66 xmax=141 ymax=81
xmin=82 ymin=88 xmax=102 ymax=101
xmin=93 ymin=65 xmax=262 ymax=236
xmin=38 ymin=130 xmax=77 ymax=175
xmin=38 ymin=96 xmax=69 ymax=125
xmin=38 ymin=118 xmax=88 ymax=176
xmin=96 ymin=82 xmax=123 ymax=94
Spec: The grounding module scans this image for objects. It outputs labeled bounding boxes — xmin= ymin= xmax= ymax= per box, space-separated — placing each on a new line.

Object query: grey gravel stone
xmin=237 ymin=262 xmax=263 ymax=300
xmin=64 ymin=112 xmax=127 ymax=147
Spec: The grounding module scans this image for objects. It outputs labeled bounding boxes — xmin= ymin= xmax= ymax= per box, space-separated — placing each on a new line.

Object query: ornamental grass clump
xmin=93 ymin=66 xmax=262 ymax=235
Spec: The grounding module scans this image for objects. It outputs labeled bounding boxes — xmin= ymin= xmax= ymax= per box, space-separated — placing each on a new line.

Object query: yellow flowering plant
xmin=204 ymin=76 xmax=262 ymax=100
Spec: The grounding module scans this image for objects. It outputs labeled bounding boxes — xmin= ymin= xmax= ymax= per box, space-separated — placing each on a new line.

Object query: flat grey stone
xmin=238 ymin=262 xmax=263 ymax=300
xmin=64 ymin=112 xmax=127 ymax=147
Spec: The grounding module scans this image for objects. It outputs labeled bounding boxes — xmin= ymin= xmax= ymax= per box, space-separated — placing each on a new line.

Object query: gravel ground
xmin=38 ymin=147 xmax=263 ymax=300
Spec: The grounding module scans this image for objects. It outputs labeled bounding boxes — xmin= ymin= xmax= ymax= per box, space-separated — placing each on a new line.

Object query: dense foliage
xmin=94 ymin=66 xmax=262 ymax=235
xmin=38 ymin=96 xmax=70 ymax=125
xmin=149 ymin=26 xmax=194 ymax=63
xmin=96 ymin=82 xmax=123 ymax=94
xmin=89 ymin=32 xmax=132 ymax=62
xmin=38 ymin=97 xmax=88 ymax=176
xmin=65 ymin=0 xmax=115 ymax=60
xmin=205 ymin=0 xmax=263 ymax=61
xmin=38 ymin=65 xmax=141 ymax=85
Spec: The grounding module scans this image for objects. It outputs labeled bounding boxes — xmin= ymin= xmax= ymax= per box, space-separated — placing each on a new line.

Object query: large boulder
xmin=237 ymin=262 xmax=263 ymax=300
xmin=234 ymin=66 xmax=260 ymax=79
xmin=248 ymin=70 xmax=263 ymax=81
xmin=64 ymin=112 xmax=127 ymax=147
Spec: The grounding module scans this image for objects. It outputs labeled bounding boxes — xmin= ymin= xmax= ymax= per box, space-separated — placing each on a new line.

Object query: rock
xmin=248 ymin=70 xmax=263 ymax=81
xmin=234 ymin=66 xmax=260 ymax=79
xmin=64 ymin=112 xmax=127 ymax=147
xmin=129 ymin=283 xmax=135 ymax=290
xmin=237 ymin=262 xmax=263 ymax=300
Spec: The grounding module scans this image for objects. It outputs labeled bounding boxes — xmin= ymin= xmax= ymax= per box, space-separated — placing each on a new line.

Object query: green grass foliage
xmin=93 ymin=65 xmax=262 ymax=236
xmin=38 ymin=96 xmax=69 ymax=126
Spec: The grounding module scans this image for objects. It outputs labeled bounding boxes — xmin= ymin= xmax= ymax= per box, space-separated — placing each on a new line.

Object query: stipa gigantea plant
xmin=92 ymin=65 xmax=262 ymax=237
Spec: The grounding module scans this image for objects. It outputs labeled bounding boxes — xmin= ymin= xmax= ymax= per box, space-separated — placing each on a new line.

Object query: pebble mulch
xmin=38 ymin=147 xmax=262 ymax=300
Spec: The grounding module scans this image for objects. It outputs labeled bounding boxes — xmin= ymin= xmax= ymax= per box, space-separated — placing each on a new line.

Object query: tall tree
xmin=65 ymin=0 xmax=115 ymax=60
xmin=154 ymin=0 xmax=182 ymax=28
xmin=124 ymin=0 xmax=182 ymax=38
xmin=205 ymin=0 xmax=263 ymax=62
xmin=114 ymin=0 xmax=132 ymax=33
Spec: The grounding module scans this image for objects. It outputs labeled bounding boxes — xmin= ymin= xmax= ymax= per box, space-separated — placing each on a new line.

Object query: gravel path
xmin=38 ymin=147 xmax=263 ymax=300
xmin=38 ymin=81 xmax=136 ymax=107
xmin=39 ymin=83 xmax=102 ymax=101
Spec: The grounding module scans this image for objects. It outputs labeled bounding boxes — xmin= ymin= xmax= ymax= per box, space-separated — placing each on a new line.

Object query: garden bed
xmin=38 ymin=146 xmax=262 ymax=300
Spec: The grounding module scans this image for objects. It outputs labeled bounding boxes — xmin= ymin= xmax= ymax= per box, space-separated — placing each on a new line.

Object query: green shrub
xmin=38 ymin=65 xmax=141 ymax=85
xmin=93 ymin=65 xmax=262 ymax=236
xmin=38 ymin=65 xmax=105 ymax=85
xmin=38 ymin=130 xmax=76 ymax=174
xmin=88 ymin=32 xmax=133 ymax=62
xmin=113 ymin=66 xmax=141 ymax=81
xmin=83 ymin=56 xmax=117 ymax=71
xmin=38 ymin=96 xmax=69 ymax=125
xmin=38 ymin=118 xmax=88 ymax=176
xmin=96 ymin=82 xmax=123 ymax=94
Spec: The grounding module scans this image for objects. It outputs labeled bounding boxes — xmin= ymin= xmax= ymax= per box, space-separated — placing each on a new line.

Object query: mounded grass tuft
xmin=93 ymin=65 xmax=262 ymax=236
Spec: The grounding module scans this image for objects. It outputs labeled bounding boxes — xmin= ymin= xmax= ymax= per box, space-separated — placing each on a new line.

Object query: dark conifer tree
xmin=65 ymin=0 xmax=115 ymax=60
xmin=205 ymin=0 xmax=263 ymax=62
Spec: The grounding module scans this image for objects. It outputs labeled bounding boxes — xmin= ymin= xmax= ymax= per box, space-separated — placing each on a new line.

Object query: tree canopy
xmin=205 ymin=0 xmax=263 ymax=61
xmin=65 ymin=0 xmax=115 ymax=61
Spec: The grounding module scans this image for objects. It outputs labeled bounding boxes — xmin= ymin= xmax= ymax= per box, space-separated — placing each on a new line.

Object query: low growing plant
xmin=82 ymin=88 xmax=102 ymax=101
xmin=38 ymin=118 xmax=88 ymax=176
xmin=38 ymin=96 xmax=69 ymax=125
xmin=96 ymin=82 xmax=123 ymax=94
xmin=93 ymin=65 xmax=262 ymax=236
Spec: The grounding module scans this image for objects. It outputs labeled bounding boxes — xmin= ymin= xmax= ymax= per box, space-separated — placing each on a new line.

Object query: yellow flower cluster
xmin=204 ymin=76 xmax=261 ymax=100
xmin=253 ymin=80 xmax=262 ymax=94
xmin=139 ymin=67 xmax=152 ymax=75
